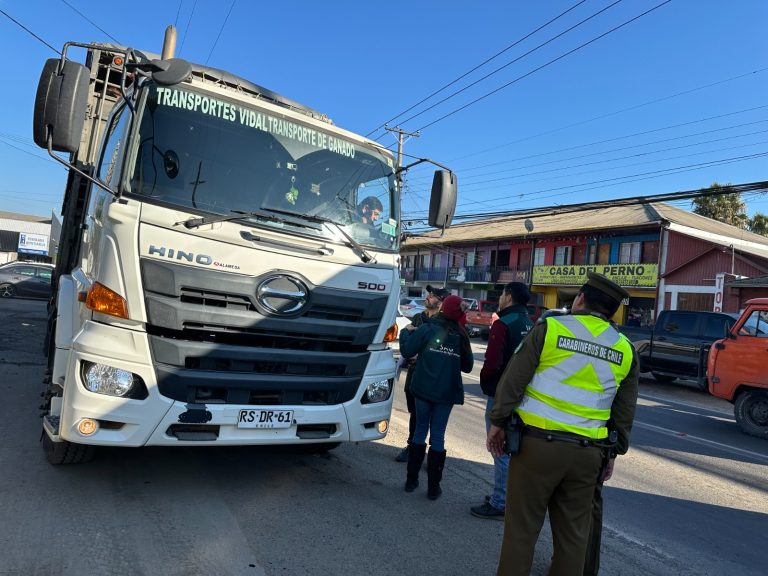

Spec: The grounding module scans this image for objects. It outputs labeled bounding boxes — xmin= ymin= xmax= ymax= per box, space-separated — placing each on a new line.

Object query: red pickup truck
xmin=466 ymin=301 xmax=547 ymax=339
xmin=707 ymin=298 xmax=768 ymax=439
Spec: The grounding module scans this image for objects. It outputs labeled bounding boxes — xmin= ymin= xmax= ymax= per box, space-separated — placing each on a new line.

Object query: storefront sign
xmin=447 ymin=267 xmax=467 ymax=282
xmin=713 ymin=272 xmax=725 ymax=312
xmin=532 ymin=264 xmax=658 ymax=287
xmin=17 ymin=233 xmax=49 ymax=255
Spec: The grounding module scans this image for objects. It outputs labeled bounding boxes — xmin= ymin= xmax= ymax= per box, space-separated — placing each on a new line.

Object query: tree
xmin=691 ymin=182 xmax=748 ymax=229
xmin=748 ymin=213 xmax=768 ymax=236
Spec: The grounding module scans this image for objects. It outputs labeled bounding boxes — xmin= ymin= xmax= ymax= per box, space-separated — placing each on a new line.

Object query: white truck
xmin=34 ymin=28 xmax=456 ymax=463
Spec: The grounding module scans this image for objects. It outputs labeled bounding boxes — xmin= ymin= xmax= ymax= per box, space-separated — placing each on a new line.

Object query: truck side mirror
xmin=428 ymin=170 xmax=457 ymax=229
xmin=33 ymin=58 xmax=90 ymax=153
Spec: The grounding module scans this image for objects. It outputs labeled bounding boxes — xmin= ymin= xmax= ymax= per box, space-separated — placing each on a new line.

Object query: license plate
xmin=237 ymin=409 xmax=294 ymax=429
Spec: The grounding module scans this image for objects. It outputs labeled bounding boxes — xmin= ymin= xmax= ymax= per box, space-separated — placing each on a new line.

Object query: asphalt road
xmin=0 ymin=298 xmax=765 ymax=575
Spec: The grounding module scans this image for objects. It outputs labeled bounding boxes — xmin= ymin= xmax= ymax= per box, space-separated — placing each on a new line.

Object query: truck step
xmin=42 ymin=415 xmax=61 ymax=440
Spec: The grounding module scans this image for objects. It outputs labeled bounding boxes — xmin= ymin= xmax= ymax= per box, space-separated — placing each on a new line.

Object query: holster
xmin=504 ymin=413 xmax=523 ymax=455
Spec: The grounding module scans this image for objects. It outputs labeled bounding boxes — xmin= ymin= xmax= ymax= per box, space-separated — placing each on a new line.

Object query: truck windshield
xmin=126 ymin=84 xmax=398 ymax=251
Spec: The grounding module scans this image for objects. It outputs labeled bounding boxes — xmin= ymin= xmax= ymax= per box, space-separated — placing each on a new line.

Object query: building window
xmin=619 ymin=242 xmax=641 ymax=264
xmin=533 ymin=247 xmax=545 ymax=265
xmin=554 ymin=246 xmax=572 ymax=265
xmin=587 ymin=244 xmax=597 ymax=264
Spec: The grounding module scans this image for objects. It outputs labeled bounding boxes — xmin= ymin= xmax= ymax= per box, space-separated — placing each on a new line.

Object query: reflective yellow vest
xmin=516 ymin=314 xmax=634 ymax=439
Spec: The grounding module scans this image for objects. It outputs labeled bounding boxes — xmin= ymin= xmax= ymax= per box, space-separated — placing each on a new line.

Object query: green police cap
xmin=584 ymin=271 xmax=629 ymax=303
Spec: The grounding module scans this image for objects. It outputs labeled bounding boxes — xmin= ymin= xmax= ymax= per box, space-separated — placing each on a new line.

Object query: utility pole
xmin=385 ymin=125 xmax=420 ymax=175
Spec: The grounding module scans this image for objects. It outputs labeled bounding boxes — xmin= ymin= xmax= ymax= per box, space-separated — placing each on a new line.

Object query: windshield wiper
xmin=178 ymin=209 xmax=318 ymax=230
xmin=261 ymin=208 xmax=376 ymax=264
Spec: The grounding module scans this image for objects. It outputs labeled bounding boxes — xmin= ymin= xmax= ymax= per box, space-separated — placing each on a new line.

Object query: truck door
xmin=713 ymin=307 xmax=768 ymax=389
xmin=651 ymin=311 xmax=700 ymax=377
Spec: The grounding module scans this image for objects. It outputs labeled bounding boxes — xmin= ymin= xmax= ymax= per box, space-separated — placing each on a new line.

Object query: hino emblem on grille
xmin=256 ymin=274 xmax=309 ymax=315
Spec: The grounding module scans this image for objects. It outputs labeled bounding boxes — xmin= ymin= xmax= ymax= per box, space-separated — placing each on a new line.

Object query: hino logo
xmin=148 ymin=245 xmax=240 ymax=269
xmin=256 ymin=274 xmax=309 ymax=315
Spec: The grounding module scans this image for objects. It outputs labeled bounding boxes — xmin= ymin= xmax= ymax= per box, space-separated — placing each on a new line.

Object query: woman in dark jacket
xmin=399 ymin=295 xmax=474 ymax=500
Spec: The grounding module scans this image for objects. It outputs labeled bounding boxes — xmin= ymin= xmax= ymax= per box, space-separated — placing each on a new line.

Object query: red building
xmin=401 ymin=203 xmax=768 ymax=324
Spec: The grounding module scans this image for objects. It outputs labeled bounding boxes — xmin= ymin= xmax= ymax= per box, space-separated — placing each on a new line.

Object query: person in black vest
xmin=471 ymin=282 xmax=534 ymax=520
xmin=399 ymin=295 xmax=474 ymax=499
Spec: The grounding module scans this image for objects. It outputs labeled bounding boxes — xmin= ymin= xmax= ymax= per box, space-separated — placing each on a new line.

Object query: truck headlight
xmin=363 ymin=379 xmax=393 ymax=404
xmin=81 ymin=362 xmax=147 ymax=399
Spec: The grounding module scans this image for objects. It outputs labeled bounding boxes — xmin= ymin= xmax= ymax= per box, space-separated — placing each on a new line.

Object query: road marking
xmin=638 ymin=392 xmax=732 ymax=417
xmin=603 ymin=524 xmax=675 ymax=560
xmin=634 ymin=421 xmax=768 ymax=464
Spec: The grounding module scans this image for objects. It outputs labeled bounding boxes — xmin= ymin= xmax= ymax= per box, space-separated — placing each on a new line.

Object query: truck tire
xmin=42 ymin=433 xmax=96 ymax=465
xmin=651 ymin=372 xmax=676 ymax=383
xmin=734 ymin=390 xmax=768 ymax=439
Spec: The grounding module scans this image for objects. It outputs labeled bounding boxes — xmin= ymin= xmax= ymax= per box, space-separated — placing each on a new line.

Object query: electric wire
xmin=392 ymin=0 xmax=626 ymax=133
xmin=0 ymin=8 xmax=60 ymax=54
xmin=365 ymin=0 xmax=589 ymax=138
xmin=406 ymin=104 xmax=768 ymax=185
xmin=204 ymin=0 xmax=236 ymax=65
xmin=178 ymin=0 xmax=198 ymax=56
xmin=453 ymin=66 xmax=768 ymax=163
xmin=412 ymin=0 xmax=673 ymax=134
xmin=59 ymin=0 xmax=120 ymax=43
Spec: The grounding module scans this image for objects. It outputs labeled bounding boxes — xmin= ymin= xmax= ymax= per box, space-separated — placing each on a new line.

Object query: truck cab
xmin=708 ymin=298 xmax=768 ymax=438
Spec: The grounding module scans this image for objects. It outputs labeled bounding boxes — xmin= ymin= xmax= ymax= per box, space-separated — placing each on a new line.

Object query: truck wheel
xmin=651 ymin=372 xmax=676 ymax=383
xmin=734 ymin=390 xmax=768 ymax=439
xmin=42 ymin=433 xmax=96 ymax=465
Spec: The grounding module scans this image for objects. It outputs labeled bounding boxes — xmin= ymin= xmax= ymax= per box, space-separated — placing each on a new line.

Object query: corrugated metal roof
xmin=402 ymin=202 xmax=768 ymax=251
xmin=0 ymin=211 xmax=51 ymax=223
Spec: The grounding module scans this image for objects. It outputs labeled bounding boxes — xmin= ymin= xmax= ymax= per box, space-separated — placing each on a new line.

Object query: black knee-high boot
xmin=405 ymin=443 xmax=427 ymax=492
xmin=427 ymin=449 xmax=447 ymax=500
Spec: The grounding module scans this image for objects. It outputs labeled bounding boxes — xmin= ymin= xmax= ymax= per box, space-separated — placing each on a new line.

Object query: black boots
xmin=427 ymin=449 xmax=447 ymax=500
xmin=404 ymin=443 xmax=427 ymax=492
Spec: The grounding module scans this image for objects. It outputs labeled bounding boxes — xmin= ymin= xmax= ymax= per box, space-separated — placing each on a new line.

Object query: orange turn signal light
xmin=384 ymin=323 xmax=399 ymax=343
xmin=85 ymin=282 xmax=128 ymax=319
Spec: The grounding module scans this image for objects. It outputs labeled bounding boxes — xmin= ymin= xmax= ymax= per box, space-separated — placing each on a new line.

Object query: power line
xmin=451 ymin=66 xmax=768 ymax=163
xmin=460 ymin=134 xmax=768 ymax=194
xmin=0 ymin=8 xmax=60 ymax=54
xmin=407 ymin=104 xmax=768 ymax=184
xmin=412 ymin=0 xmax=673 ymax=133
xmin=205 ymin=0 xmax=236 ymax=65
xmin=179 ymin=0 xmax=198 ymax=56
xmin=364 ymin=0 xmax=588 ymax=139
xmin=391 ymin=0 xmax=625 ymax=134
xmin=406 ymin=151 xmax=768 ymax=220
xmin=59 ymin=0 xmax=120 ymax=43
xmin=404 ymin=180 xmax=768 ymax=237
xmin=457 ymin=122 xmax=768 ymax=189
xmin=174 ymin=0 xmax=183 ymax=27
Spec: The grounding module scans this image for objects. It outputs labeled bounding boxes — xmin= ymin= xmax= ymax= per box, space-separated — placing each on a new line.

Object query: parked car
xmin=708 ymin=298 xmax=768 ymax=439
xmin=400 ymin=297 xmax=427 ymax=319
xmin=467 ymin=300 xmax=549 ymax=339
xmin=619 ymin=309 xmax=736 ymax=390
xmin=0 ymin=262 xmax=54 ymax=299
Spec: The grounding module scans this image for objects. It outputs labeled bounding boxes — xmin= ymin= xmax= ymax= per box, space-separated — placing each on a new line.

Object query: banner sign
xmin=532 ymin=264 xmax=658 ymax=287
xmin=17 ymin=233 xmax=49 ymax=255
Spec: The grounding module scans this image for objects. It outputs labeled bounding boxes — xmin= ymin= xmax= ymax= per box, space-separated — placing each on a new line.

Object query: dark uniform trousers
xmin=497 ymin=435 xmax=603 ymax=576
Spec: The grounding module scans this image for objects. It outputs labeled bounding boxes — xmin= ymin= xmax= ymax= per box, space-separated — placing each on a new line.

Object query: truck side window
xmin=739 ymin=310 xmax=768 ymax=337
xmin=662 ymin=312 xmax=696 ymax=335
xmin=98 ymin=105 xmax=130 ymax=188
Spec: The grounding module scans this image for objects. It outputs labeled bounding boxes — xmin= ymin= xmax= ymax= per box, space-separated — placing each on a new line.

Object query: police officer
xmin=487 ymin=272 xmax=639 ymax=576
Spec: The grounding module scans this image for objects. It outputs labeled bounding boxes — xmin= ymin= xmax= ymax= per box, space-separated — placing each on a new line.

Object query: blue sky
xmin=1 ymin=0 xmax=767 ymax=227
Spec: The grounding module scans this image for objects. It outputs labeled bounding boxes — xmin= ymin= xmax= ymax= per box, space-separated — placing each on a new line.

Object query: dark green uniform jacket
xmin=399 ymin=315 xmax=474 ymax=405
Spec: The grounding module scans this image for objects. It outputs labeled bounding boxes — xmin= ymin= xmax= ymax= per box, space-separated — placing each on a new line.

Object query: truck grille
xmin=140 ymin=259 xmax=388 ymax=406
